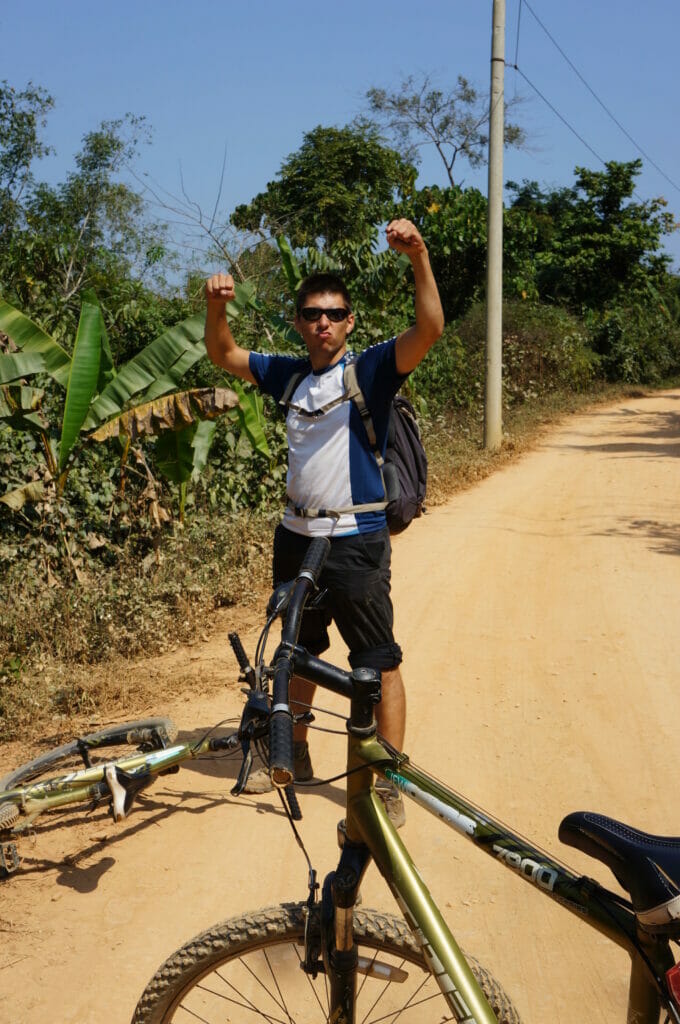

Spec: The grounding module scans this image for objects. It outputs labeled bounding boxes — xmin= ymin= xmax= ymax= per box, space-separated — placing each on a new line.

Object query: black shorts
xmin=273 ymin=525 xmax=403 ymax=671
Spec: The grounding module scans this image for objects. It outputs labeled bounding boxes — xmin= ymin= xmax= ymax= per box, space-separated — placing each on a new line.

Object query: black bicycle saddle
xmin=560 ymin=811 xmax=680 ymax=932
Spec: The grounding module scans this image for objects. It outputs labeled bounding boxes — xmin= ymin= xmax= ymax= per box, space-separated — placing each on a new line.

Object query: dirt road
xmin=2 ymin=389 xmax=679 ymax=1023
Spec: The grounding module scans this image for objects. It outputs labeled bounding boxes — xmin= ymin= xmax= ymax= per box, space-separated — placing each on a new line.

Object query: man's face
xmin=294 ymin=291 xmax=354 ymax=370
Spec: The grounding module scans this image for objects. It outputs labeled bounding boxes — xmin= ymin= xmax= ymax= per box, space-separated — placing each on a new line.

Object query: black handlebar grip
xmin=269 ymin=708 xmax=294 ymax=788
xmin=284 ymin=783 xmax=302 ymax=821
xmin=298 ymin=536 xmax=331 ymax=586
xmin=228 ymin=632 xmax=250 ymax=671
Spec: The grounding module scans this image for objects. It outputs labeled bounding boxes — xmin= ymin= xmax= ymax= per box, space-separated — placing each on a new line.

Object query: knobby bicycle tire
xmin=132 ymin=901 xmax=522 ymax=1024
xmin=0 ymin=717 xmax=177 ymax=792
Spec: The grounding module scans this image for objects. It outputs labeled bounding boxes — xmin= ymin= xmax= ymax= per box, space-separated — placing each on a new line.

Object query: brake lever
xmin=266 ymin=583 xmax=329 ymax=619
xmin=308 ymin=586 xmax=328 ymax=610
xmin=231 ymin=742 xmax=254 ymax=796
xmin=230 ymin=689 xmax=270 ymax=797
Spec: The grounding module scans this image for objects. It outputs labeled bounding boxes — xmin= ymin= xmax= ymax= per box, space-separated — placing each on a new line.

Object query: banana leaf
xmin=0 ymin=480 xmax=46 ymax=510
xmin=139 ymin=283 xmax=255 ymax=404
xmin=230 ymin=380 xmax=270 ymax=455
xmin=154 ymin=423 xmax=199 ymax=484
xmin=136 ymin=340 xmax=207 ymax=404
xmin=0 ymin=350 xmax=48 ymax=384
xmin=276 ymin=235 xmax=302 ymax=295
xmin=226 ymin=280 xmax=258 ymax=323
xmin=59 ymin=301 xmax=103 ymax=470
xmin=189 ymin=419 xmax=218 ymax=480
xmin=0 ymin=299 xmax=71 ymax=388
xmin=84 ymin=282 xmax=258 ymax=430
xmin=89 ymin=387 xmax=239 ymax=443
xmin=83 ymin=313 xmax=207 ymax=429
xmin=252 ymin=299 xmax=303 ymax=349
xmin=81 ymin=289 xmax=116 ymax=392
xmin=0 ymin=384 xmax=48 ymax=431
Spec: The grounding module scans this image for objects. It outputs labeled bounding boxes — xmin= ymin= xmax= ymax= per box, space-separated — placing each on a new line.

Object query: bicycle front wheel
xmin=132 ymin=902 xmax=521 ymax=1024
xmin=0 ymin=717 xmax=177 ymax=791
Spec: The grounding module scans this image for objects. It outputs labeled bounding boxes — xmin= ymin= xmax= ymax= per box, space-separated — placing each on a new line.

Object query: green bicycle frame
xmin=2 ymin=742 xmax=206 ymax=830
xmin=336 ymin=730 xmax=676 ymax=1024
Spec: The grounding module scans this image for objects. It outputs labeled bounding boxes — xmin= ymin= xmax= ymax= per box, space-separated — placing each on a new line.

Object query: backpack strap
xmin=279 ymin=370 xmax=350 ymax=419
xmin=342 ymin=360 xmax=384 ymax=468
xmin=278 ymin=371 xmax=304 ymax=410
xmin=286 ymin=499 xmax=388 ymax=520
xmin=343 ymin=358 xmax=389 ymax=500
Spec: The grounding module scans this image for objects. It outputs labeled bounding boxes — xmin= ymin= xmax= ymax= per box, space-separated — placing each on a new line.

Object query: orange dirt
xmin=2 ymin=388 xmax=679 ymax=1023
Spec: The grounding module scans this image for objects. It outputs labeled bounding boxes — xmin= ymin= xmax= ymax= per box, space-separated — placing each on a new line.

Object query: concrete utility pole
xmin=484 ymin=0 xmax=505 ymax=450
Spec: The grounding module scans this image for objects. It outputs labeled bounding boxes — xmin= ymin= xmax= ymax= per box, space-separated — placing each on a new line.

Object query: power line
xmin=513 ymin=0 xmax=523 ymax=70
xmin=511 ymin=65 xmax=608 ymax=169
xmin=521 ymin=0 xmax=680 ymax=195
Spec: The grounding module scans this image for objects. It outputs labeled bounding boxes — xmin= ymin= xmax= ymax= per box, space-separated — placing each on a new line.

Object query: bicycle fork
xmin=320 ymin=841 xmax=371 ymax=1023
xmin=315 ymin=744 xmax=498 ymax=1023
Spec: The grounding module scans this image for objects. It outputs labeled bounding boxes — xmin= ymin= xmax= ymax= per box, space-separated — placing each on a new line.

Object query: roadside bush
xmin=455 ymin=300 xmax=599 ymax=406
xmin=409 ymin=328 xmax=481 ymax=414
xmin=586 ymin=303 xmax=680 ymax=383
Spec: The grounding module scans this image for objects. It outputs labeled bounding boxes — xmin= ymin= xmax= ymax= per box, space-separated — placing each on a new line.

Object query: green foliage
xmin=231 ymin=122 xmax=417 ymax=250
xmin=507 ymin=160 xmax=675 ymax=312
xmin=585 ymin=302 xmax=680 ymax=383
xmin=399 ymin=184 xmax=487 ymax=319
xmin=419 ymin=300 xmax=598 ymax=414
xmin=0 ymin=101 xmax=171 ymax=350
xmin=0 ymin=80 xmax=54 ymax=243
xmin=409 ymin=330 xmax=478 ymax=412
xmin=0 ymin=282 xmax=272 ymax=590
xmin=193 ymin=413 xmax=287 ymax=517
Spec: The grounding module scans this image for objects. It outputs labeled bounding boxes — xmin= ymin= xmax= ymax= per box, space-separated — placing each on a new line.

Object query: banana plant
xmin=0 ymin=284 xmax=268 ymax=507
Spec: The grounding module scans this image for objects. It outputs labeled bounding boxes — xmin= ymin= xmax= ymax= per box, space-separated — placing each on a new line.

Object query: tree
xmin=507 ymin=160 xmax=675 ymax=311
xmin=366 ymin=73 xmax=525 ymax=187
xmin=0 ymin=104 xmax=171 ymax=351
xmin=231 ymin=122 xmax=416 ymax=250
xmin=21 ymin=116 xmax=165 ymax=302
xmin=0 ymin=80 xmax=54 ymax=243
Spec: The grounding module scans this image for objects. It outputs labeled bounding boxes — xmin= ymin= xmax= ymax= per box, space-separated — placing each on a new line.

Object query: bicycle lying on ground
xmin=0 ymin=628 xmax=304 ymax=879
xmin=129 ymin=536 xmax=680 ymax=1023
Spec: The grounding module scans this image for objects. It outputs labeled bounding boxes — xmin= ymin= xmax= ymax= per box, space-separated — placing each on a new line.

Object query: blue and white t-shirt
xmin=250 ymin=339 xmax=406 ymax=537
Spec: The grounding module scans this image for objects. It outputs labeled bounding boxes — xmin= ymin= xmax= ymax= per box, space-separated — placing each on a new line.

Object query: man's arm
xmin=387 ymin=220 xmax=445 ymax=376
xmin=204 ymin=273 xmax=256 ymax=384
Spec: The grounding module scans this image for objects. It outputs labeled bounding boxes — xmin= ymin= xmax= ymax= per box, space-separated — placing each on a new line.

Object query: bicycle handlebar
xmin=269 ymin=537 xmax=330 ymax=787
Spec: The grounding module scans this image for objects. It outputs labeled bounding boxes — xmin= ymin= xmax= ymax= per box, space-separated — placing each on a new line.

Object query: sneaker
xmin=242 ymin=768 xmax=273 ymax=794
xmin=375 ymin=782 xmax=406 ymax=830
xmin=242 ymin=740 xmax=314 ymax=794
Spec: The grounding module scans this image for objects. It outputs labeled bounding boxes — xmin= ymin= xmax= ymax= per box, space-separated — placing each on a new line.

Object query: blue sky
xmin=3 ymin=0 xmax=679 ymax=276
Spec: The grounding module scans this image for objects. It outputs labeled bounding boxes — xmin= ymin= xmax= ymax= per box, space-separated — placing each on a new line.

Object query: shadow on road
xmin=547 ymin=404 xmax=680 ymax=460
xmin=593 ymin=517 xmax=680 ymax=557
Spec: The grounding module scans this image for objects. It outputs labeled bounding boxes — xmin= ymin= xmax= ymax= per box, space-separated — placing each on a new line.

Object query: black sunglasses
xmin=299 ymin=306 xmax=350 ymax=323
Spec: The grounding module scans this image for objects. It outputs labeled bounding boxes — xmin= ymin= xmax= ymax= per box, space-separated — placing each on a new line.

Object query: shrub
xmin=420 ymin=300 xmax=599 ymax=412
xmin=585 ymin=303 xmax=680 ymax=383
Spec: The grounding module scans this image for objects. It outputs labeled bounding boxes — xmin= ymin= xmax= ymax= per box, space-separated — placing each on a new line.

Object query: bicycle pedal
xmin=105 ymin=765 xmax=127 ymax=821
xmin=0 ymin=841 xmax=20 ymax=877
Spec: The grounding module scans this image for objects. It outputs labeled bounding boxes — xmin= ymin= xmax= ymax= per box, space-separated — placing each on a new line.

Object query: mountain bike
xmin=0 ymin=628 xmax=304 ymax=879
xmin=131 ymin=536 xmax=680 ymax=1024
